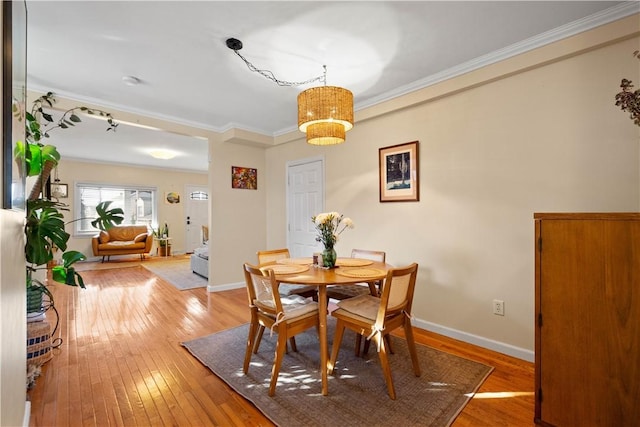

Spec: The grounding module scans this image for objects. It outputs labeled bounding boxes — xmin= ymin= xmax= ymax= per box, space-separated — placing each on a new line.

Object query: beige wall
xmin=58 ymin=159 xmax=207 ymax=258
xmin=0 ymin=210 xmax=27 ymax=427
xmin=264 ymin=21 xmax=640 ymax=359
xmin=208 ymin=139 xmax=267 ymax=286
xmin=1 ymin=5 xmax=28 ymax=425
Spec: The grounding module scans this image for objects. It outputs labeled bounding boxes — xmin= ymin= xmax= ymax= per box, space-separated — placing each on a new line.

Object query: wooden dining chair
xmin=257 ymin=248 xmax=318 ymax=299
xmin=326 ymin=249 xmax=386 ymax=300
xmin=242 ymin=263 xmax=320 ymax=396
xmin=328 ymin=263 xmax=420 ymax=400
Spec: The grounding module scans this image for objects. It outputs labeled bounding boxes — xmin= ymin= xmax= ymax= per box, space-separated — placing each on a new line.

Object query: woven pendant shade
xmin=298 ymin=86 xmax=353 ymax=145
xmin=307 ymin=122 xmax=345 ymax=146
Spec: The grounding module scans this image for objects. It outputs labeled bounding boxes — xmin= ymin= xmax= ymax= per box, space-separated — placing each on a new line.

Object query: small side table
xmin=157 ymin=237 xmax=172 ymax=257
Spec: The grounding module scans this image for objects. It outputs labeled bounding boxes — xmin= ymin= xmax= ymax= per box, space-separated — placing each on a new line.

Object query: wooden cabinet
xmin=534 ymin=213 xmax=640 ymax=426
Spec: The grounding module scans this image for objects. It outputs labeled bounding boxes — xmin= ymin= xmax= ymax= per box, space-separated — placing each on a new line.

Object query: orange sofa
xmin=91 ymin=225 xmax=153 ymax=262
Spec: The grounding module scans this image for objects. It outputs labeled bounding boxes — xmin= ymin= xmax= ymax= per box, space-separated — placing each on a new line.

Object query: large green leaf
xmin=26 ymin=143 xmax=43 ymax=176
xmin=17 ymin=143 xmax=61 ymax=177
xmin=25 ymin=200 xmax=70 ymax=265
xmin=51 ymin=251 xmax=87 ymax=287
xmin=52 ymin=265 xmax=85 ymax=288
xmin=90 ymin=201 xmax=124 ymax=230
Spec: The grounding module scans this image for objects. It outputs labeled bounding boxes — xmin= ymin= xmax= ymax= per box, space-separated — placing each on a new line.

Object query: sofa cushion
xmin=99 ymin=230 xmax=110 ymax=243
xmin=134 ymin=233 xmax=147 ymax=243
xmin=98 ymin=241 xmax=147 ymax=250
xmin=107 ymin=225 xmax=148 ymax=241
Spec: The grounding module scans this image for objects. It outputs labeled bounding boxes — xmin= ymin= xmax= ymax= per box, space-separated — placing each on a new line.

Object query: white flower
xmin=314 ymin=213 xmax=328 ymax=225
xmin=311 ymin=211 xmax=354 ymax=248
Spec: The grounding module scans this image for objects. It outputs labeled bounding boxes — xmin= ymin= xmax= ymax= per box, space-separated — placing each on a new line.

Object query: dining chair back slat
xmin=326 ymin=249 xmax=387 ymax=301
xmin=257 ymin=248 xmax=291 ymax=265
xmin=256 ymin=248 xmax=317 ymax=298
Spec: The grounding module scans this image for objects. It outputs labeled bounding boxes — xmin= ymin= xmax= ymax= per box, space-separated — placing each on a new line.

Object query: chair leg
xmin=386 ymin=334 xmax=394 ymax=354
xmin=289 ymin=337 xmax=298 ymax=352
xmin=243 ymin=321 xmax=258 ymax=374
xmin=403 ymin=321 xmax=421 ymax=377
xmin=253 ymin=325 xmax=265 ymax=354
xmin=328 ymin=320 xmax=346 ymax=375
xmin=362 ymin=334 xmax=393 ymax=356
xmin=269 ymin=331 xmax=288 ymax=396
xmin=374 ymin=333 xmax=396 ymax=400
xmin=367 ymin=282 xmax=378 ymax=296
xmin=354 ymin=334 xmax=363 ymax=357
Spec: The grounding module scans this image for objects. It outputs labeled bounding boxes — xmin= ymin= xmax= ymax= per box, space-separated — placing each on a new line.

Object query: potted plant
xmin=18 ymin=92 xmax=123 ymax=314
xmin=25 ymin=199 xmax=124 ymax=314
xmin=152 ymin=223 xmax=171 ymax=256
xmin=614 ymin=50 xmax=640 ymax=127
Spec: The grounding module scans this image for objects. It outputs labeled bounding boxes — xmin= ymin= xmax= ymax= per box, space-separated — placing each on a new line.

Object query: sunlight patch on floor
xmin=468 ymin=391 xmax=534 ymax=399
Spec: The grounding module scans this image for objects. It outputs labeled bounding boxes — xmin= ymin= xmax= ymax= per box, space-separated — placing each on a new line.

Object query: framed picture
xmin=379 ymin=141 xmax=419 ymax=202
xmin=165 ymin=191 xmax=180 ymax=204
xmin=231 ymin=166 xmax=257 ymax=190
xmin=50 ymin=183 xmax=68 ymax=199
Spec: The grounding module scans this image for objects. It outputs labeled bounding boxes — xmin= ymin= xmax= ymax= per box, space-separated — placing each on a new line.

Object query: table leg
xmin=317 ymin=285 xmax=329 ymax=395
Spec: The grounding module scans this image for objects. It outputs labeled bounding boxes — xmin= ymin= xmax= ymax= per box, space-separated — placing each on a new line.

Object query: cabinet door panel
xmin=538 ymin=219 xmax=640 ymax=426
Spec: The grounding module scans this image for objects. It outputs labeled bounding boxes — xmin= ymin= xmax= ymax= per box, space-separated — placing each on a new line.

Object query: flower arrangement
xmin=311 ymin=211 xmax=354 ymax=267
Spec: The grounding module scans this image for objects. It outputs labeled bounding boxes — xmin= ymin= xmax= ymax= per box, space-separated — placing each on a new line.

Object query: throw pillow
xmin=99 ymin=230 xmax=110 ymax=243
xmin=134 ymin=233 xmax=147 ymax=243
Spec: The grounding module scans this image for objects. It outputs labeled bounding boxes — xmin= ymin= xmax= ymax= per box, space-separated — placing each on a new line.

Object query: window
xmin=74 ymin=183 xmax=157 ymax=236
xmin=189 ymin=190 xmax=208 ymax=200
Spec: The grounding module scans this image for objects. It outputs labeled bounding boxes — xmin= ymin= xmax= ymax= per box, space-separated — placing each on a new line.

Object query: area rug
xmin=141 ymin=258 xmax=208 ymax=290
xmin=182 ymin=319 xmax=493 ymax=427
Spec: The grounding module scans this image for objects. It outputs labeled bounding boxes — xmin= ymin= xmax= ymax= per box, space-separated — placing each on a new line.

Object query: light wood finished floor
xmin=28 ymin=258 xmax=535 ymax=426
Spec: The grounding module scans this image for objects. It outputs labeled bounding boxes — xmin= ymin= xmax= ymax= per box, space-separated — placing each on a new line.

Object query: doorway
xmin=185 ymin=185 xmax=209 ymax=253
xmin=286 ymin=157 xmax=324 ymax=258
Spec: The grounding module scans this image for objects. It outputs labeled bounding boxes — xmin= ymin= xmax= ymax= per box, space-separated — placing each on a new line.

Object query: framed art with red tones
xmin=231 ymin=166 xmax=257 ymax=190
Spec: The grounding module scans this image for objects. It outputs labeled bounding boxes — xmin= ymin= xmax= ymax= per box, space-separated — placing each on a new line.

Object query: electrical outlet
xmin=493 ymin=299 xmax=505 ymax=316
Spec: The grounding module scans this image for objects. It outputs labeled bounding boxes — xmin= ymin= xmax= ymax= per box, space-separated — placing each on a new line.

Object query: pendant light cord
xmin=227 ymin=38 xmax=326 ymax=87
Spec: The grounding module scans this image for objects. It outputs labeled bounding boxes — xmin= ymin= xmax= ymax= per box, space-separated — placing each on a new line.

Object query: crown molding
xmin=356 ymin=2 xmax=640 ymax=112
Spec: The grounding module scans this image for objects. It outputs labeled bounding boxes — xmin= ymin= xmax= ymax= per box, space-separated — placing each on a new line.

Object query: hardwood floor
xmin=28 ymin=259 xmax=535 ymax=426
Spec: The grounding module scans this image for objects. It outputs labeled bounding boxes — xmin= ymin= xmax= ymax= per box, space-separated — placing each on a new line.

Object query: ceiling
xmin=24 ymin=1 xmax=636 ymax=172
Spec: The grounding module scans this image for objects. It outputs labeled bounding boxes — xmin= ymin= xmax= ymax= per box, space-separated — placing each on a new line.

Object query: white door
xmin=287 ymin=157 xmax=324 ymax=257
xmin=185 ymin=185 xmax=209 ymax=253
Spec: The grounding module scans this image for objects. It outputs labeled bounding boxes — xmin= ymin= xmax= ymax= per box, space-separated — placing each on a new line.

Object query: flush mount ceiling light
xmin=122 ymin=75 xmax=141 ymax=86
xmin=226 ymin=37 xmax=353 ymax=145
xmin=149 ymin=149 xmax=176 ymax=160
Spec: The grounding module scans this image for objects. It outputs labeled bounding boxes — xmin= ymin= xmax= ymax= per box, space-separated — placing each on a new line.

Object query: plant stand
xmin=158 ymin=245 xmax=172 ymax=257
xmin=27 ymin=320 xmax=52 ymax=388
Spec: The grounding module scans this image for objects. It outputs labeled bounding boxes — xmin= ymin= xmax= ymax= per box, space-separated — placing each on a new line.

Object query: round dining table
xmin=270 ymin=257 xmax=392 ymax=396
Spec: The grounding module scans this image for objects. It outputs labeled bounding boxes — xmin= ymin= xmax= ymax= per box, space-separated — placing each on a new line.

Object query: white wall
xmin=264 ymin=21 xmax=640 ymax=360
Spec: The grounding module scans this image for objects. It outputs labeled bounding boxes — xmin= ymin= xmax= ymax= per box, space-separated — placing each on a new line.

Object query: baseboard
xmin=412 ymin=318 xmax=534 ymax=363
xmin=82 ymin=252 xmax=186 ymax=263
xmin=205 ymin=283 xmax=534 ymax=362
xmin=207 ymin=281 xmax=244 ymax=293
